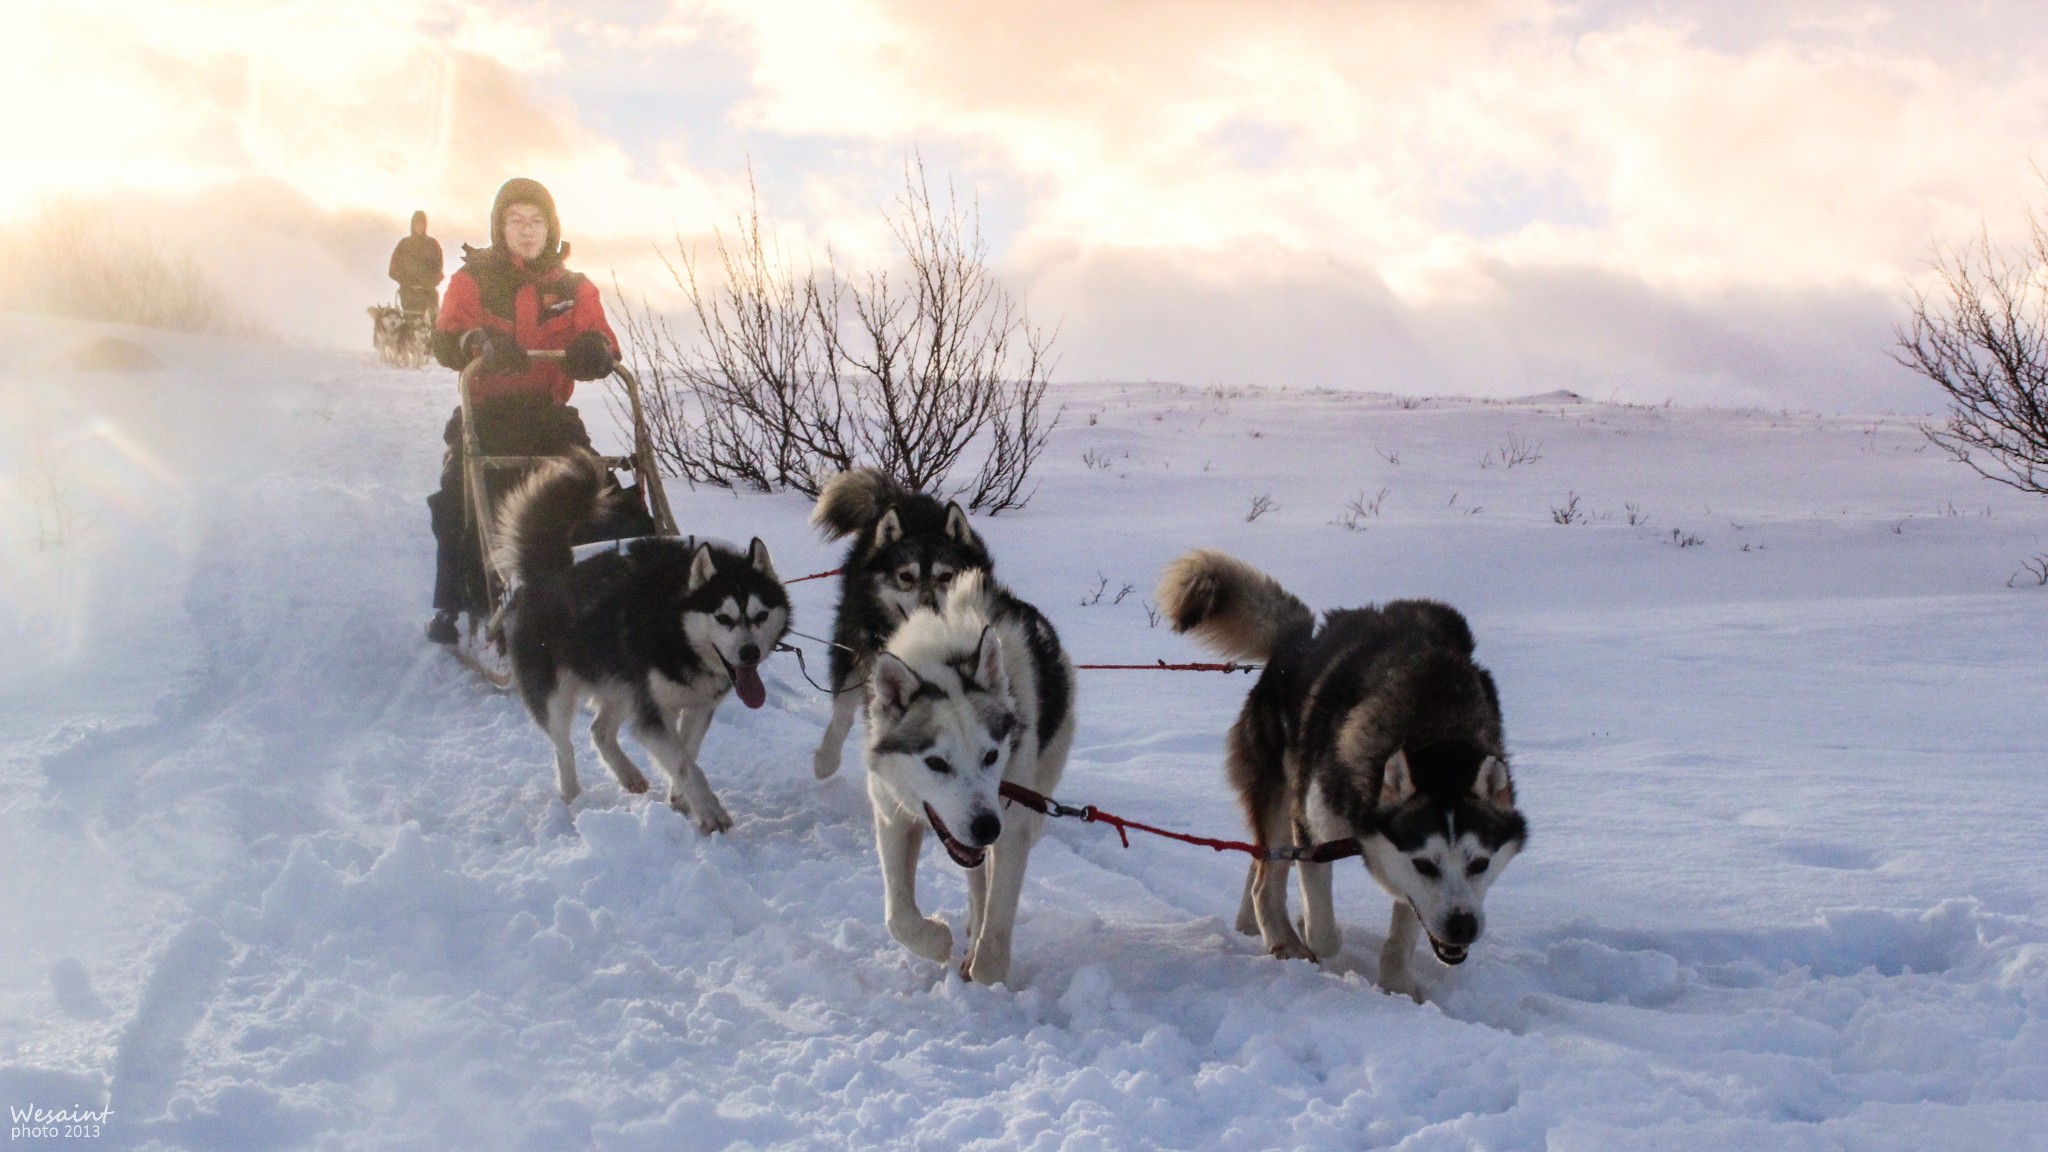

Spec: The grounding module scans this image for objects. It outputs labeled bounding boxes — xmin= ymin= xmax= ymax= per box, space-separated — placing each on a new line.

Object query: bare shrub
xmin=1895 ymin=196 xmax=2048 ymax=495
xmin=619 ymin=163 xmax=1058 ymax=512
xmin=1497 ymin=432 xmax=1543 ymax=468
xmin=1550 ymin=493 xmax=1584 ymax=525
xmin=1625 ymin=501 xmax=1648 ymax=527
xmin=2010 ymin=554 xmax=2048 ymax=587
xmin=1246 ymin=493 xmax=1279 ymax=522
xmin=26 ymin=434 xmax=80 ymax=549
xmin=0 ymin=199 xmax=263 ymax=336
xmin=1332 ymin=487 xmax=1387 ymax=531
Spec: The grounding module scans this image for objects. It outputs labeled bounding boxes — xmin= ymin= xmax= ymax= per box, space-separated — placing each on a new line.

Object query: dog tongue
xmin=733 ymin=663 xmax=767 ymax=709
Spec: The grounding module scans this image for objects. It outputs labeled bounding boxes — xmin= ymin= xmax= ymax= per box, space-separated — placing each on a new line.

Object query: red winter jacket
xmin=433 ymin=247 xmax=620 ymax=405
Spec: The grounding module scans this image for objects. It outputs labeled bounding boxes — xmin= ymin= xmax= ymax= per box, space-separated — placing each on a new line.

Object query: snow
xmin=3 ymin=313 xmax=2047 ymax=1149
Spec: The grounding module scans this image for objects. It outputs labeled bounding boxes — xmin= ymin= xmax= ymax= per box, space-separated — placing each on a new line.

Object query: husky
xmin=1157 ymin=550 xmax=1526 ymax=998
xmin=368 ymin=304 xmax=428 ymax=367
xmin=807 ymin=469 xmax=994 ymax=780
xmin=863 ymin=571 xmax=1075 ymax=986
xmin=494 ymin=449 xmax=790 ymax=832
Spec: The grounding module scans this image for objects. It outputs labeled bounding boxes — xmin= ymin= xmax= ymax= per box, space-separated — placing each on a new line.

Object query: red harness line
xmin=785 ymin=568 xmax=844 ymax=584
xmin=1073 ymin=660 xmax=1260 ymax=673
xmin=996 ymin=781 xmax=1363 ymax=864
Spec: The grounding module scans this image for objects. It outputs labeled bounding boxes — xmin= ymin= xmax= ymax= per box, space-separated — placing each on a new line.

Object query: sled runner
xmin=449 ymin=349 xmax=679 ymax=688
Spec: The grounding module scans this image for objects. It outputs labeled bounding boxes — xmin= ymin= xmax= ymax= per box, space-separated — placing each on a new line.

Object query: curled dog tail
xmin=810 ymin=468 xmax=906 ymax=540
xmin=493 ymin=448 xmax=609 ymax=584
xmin=1155 ymin=549 xmax=1314 ymax=663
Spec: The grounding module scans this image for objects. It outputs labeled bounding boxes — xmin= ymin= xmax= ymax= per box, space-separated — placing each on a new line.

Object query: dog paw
xmin=693 ymin=796 xmax=734 ymax=834
xmin=963 ymin=950 xmax=1011 ymax=987
xmin=812 ymin=744 xmax=842 ymax=780
xmin=891 ymin=915 xmax=953 ymax=963
xmin=615 ymin=771 xmax=650 ymax=794
xmin=1379 ymin=972 xmax=1424 ymax=1002
xmin=558 ymin=782 xmax=581 ymax=805
xmin=1269 ymin=939 xmax=1317 ymax=963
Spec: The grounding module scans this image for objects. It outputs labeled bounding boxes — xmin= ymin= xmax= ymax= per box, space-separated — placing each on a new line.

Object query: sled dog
xmin=368 ymin=304 xmax=427 ymax=366
xmin=863 ymin=571 xmax=1074 ymax=985
xmin=808 ymin=469 xmax=994 ymax=780
xmin=1157 ymin=551 xmax=1526 ymax=998
xmin=495 ymin=450 xmax=790 ymax=832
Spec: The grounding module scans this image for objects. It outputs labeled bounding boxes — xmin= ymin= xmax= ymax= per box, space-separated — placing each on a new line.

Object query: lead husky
xmin=809 ymin=469 xmax=994 ymax=780
xmin=863 ymin=571 xmax=1074 ymax=986
xmin=1157 ymin=551 xmax=1527 ymax=998
xmin=495 ymin=449 xmax=790 ymax=832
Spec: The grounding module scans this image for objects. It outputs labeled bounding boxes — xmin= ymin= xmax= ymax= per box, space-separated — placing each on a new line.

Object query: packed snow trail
xmin=2 ymin=317 xmax=2046 ymax=1150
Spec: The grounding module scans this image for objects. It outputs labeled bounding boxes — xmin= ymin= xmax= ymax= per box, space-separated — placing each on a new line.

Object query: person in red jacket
xmin=424 ymin=177 xmax=621 ymax=644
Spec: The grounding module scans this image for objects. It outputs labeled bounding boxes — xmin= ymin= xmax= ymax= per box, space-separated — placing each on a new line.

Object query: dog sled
xmin=448 ymin=348 xmax=679 ymax=687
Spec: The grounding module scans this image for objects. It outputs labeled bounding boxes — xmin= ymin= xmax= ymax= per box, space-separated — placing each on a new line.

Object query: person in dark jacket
xmin=424 ymin=178 xmax=621 ymax=644
xmin=389 ymin=210 xmax=443 ymax=322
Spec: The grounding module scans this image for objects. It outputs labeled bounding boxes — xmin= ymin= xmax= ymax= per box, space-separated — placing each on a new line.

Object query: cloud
xmin=4 ymin=0 xmax=2043 ymax=406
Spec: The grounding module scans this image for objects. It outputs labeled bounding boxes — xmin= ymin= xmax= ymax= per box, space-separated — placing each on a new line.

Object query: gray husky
xmin=863 ymin=571 xmax=1075 ymax=986
xmin=1157 ymin=550 xmax=1526 ymax=998
xmin=495 ymin=450 xmax=790 ymax=831
xmin=808 ymin=469 xmax=995 ymax=781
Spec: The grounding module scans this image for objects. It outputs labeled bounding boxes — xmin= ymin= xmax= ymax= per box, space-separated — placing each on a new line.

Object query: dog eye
xmin=896 ymin=571 xmax=917 ymax=588
xmin=714 ymin=613 xmax=736 ymax=626
xmin=923 ymin=756 xmax=952 ymax=775
xmin=1411 ymin=858 xmax=1441 ymax=879
xmin=981 ymin=749 xmax=998 ymax=767
xmin=751 ymin=611 xmax=769 ymax=625
xmin=1466 ymin=858 xmax=1490 ymax=876
xmin=936 ymin=570 xmax=955 ymax=584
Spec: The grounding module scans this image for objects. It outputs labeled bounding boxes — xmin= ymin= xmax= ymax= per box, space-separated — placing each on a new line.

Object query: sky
xmin=4 ymin=0 xmax=2047 ymax=409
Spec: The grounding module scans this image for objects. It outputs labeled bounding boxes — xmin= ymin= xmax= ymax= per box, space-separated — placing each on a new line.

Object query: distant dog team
xmin=483 ymin=460 xmax=1525 ymax=994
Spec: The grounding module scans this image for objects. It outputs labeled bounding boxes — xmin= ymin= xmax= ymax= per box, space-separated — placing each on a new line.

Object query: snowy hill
xmin=2 ymin=315 xmax=2046 ymax=1150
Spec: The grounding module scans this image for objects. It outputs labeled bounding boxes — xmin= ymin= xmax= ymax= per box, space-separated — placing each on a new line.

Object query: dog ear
xmin=971 ymin=625 xmax=1008 ymax=697
xmin=873 ymin=508 xmax=904 ymax=548
xmin=1379 ymin=749 xmax=1415 ymax=807
xmin=871 ymin=653 xmax=922 ymax=715
xmin=747 ymin=537 xmax=778 ymax=582
xmin=1472 ymin=755 xmax=1514 ymax=807
xmin=688 ymin=542 xmax=717 ymax=594
xmin=944 ymin=502 xmax=975 ymax=543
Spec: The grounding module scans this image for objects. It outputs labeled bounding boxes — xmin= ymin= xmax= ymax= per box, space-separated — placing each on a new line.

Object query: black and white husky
xmin=1157 ymin=550 xmax=1527 ymax=998
xmin=808 ymin=469 xmax=994 ymax=780
xmin=863 ymin=571 xmax=1075 ymax=986
xmin=494 ymin=450 xmax=790 ymax=832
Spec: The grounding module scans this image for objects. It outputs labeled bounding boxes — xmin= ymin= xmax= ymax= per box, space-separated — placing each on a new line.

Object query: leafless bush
xmin=618 ymin=163 xmax=1058 ymax=512
xmin=2010 ymin=554 xmax=2048 ymax=587
xmin=1895 ymin=196 xmax=2048 ymax=496
xmin=22 ymin=427 xmax=82 ymax=549
xmin=1246 ymin=493 xmax=1279 ymax=522
xmin=0 ymin=199 xmax=264 ymax=336
xmin=1670 ymin=528 xmax=1705 ymax=548
xmin=1625 ymin=502 xmax=1648 ymax=527
xmin=1332 ymin=487 xmax=1387 ymax=531
xmin=1081 ymin=447 xmax=1113 ymax=471
xmin=1375 ymin=446 xmax=1401 ymax=465
xmin=1495 ymin=432 xmax=1543 ymax=468
xmin=1550 ymin=493 xmax=1584 ymax=525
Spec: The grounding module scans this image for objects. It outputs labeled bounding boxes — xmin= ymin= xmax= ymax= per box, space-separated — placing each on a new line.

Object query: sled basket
xmin=450 ymin=350 xmax=679 ymax=688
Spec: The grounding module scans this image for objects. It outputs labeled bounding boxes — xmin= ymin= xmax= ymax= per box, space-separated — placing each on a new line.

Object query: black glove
xmin=464 ymin=330 xmax=528 ymax=375
xmin=563 ymin=331 xmax=615 ymax=381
